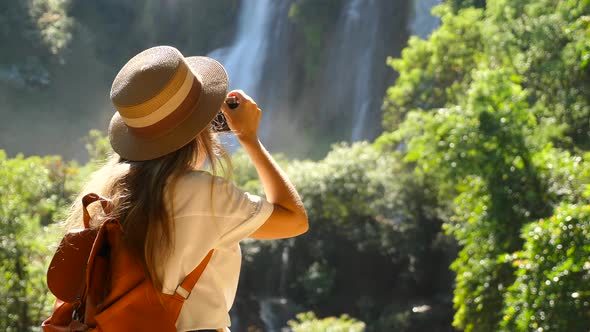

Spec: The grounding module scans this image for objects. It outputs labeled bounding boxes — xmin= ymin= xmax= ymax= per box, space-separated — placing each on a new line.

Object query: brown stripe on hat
xmin=108 ymin=46 xmax=228 ymax=161
xmin=120 ymin=68 xmax=195 ymax=128
xmin=115 ymin=63 xmax=190 ymax=119
xmin=129 ymin=79 xmax=202 ymax=138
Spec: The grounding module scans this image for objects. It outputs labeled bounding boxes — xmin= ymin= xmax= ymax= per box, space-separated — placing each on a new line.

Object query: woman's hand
xmin=220 ymin=90 xmax=261 ymax=143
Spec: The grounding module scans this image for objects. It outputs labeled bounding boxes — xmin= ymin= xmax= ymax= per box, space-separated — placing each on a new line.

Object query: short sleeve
xmin=211 ymin=179 xmax=274 ymax=247
xmin=169 ymin=171 xmax=274 ymax=249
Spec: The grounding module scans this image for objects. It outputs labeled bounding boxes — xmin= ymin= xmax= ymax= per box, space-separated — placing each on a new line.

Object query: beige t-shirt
xmin=156 ymin=170 xmax=274 ymax=331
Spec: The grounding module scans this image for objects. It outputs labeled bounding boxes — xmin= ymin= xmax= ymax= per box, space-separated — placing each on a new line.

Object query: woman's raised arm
xmin=221 ymin=90 xmax=308 ymax=239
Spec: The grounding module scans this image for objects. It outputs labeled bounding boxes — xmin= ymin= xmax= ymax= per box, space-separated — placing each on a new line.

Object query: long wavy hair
xmin=65 ymin=125 xmax=230 ymax=290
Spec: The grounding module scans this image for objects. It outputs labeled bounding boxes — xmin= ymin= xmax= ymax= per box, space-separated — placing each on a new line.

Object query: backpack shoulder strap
xmin=174 ymin=249 xmax=215 ymax=299
xmin=82 ymin=193 xmax=113 ymax=228
xmin=46 ymin=193 xmax=112 ymax=304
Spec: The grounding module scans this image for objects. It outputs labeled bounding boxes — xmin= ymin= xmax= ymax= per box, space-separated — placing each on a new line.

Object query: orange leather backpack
xmin=42 ymin=193 xmax=214 ymax=331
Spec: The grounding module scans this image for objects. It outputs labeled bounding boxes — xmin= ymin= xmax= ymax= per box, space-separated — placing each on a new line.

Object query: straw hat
xmin=108 ymin=46 xmax=228 ymax=161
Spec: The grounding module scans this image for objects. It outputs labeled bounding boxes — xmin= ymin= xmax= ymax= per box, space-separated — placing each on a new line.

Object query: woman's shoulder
xmin=173 ymin=170 xmax=234 ymax=198
xmin=170 ymin=169 xmax=266 ymax=225
xmin=177 ymin=169 xmax=216 ymax=183
xmin=177 ymin=169 xmax=233 ymax=186
xmin=167 ymin=170 xmax=233 ymax=217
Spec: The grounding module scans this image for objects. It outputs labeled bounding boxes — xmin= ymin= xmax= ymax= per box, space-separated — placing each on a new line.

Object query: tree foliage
xmin=501 ymin=203 xmax=590 ymax=332
xmin=0 ymin=151 xmax=73 ymax=331
xmin=288 ymin=311 xmax=366 ymax=332
xmin=0 ymin=0 xmax=73 ymax=86
xmin=383 ymin=5 xmax=484 ymax=130
xmin=485 ymin=0 xmax=590 ymax=149
xmin=380 ymin=0 xmax=590 ymax=330
xmin=69 ymin=0 xmax=239 ymax=69
xmin=0 ymin=132 xmax=455 ymax=331
xmin=235 ymin=142 xmax=455 ymax=331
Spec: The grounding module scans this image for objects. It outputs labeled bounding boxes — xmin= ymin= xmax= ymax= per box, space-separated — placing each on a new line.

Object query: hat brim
xmin=108 ymin=56 xmax=228 ymax=161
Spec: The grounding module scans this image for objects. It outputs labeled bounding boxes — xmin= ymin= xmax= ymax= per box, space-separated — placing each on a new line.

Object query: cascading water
xmin=207 ymin=0 xmax=293 ymax=144
xmin=208 ymin=0 xmax=441 ymax=150
xmin=258 ymin=240 xmax=296 ymax=332
xmin=320 ymin=0 xmax=381 ymax=141
xmin=317 ymin=0 xmax=441 ymax=142
xmin=208 ymin=0 xmax=273 ymax=95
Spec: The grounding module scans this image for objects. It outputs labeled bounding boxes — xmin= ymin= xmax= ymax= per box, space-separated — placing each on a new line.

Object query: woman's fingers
xmin=221 ymin=90 xmax=262 ymax=138
xmin=227 ymin=89 xmax=256 ymax=105
xmin=227 ymin=89 xmax=244 ymax=102
xmin=219 ymin=90 xmax=261 ymax=141
xmin=222 ymin=90 xmax=257 ymax=115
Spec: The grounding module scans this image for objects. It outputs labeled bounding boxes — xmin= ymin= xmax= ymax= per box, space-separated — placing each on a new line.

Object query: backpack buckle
xmin=175 ymin=285 xmax=191 ymax=299
xmin=72 ymin=305 xmax=82 ymax=321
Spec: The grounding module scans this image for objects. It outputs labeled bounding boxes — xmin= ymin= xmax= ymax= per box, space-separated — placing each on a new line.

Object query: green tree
xmin=237 ymin=142 xmax=455 ymax=331
xmin=69 ymin=0 xmax=239 ymax=69
xmin=484 ymin=0 xmax=590 ymax=149
xmin=380 ymin=0 xmax=590 ymax=330
xmin=382 ymin=5 xmax=484 ymax=131
xmin=288 ymin=311 xmax=366 ymax=332
xmin=501 ymin=203 xmax=590 ymax=332
xmin=0 ymin=0 xmax=73 ymax=86
xmin=380 ymin=66 xmax=552 ymax=331
xmin=0 ymin=151 xmax=73 ymax=331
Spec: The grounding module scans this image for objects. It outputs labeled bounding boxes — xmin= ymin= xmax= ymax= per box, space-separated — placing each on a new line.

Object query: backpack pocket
xmin=94 ymin=279 xmax=182 ymax=332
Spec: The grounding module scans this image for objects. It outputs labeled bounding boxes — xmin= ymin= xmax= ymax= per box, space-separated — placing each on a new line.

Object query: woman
xmin=67 ymin=46 xmax=308 ymax=331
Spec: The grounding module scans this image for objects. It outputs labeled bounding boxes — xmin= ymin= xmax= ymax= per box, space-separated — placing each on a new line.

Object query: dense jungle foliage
xmin=1 ymin=0 xmax=590 ymax=331
xmin=379 ymin=0 xmax=590 ymax=331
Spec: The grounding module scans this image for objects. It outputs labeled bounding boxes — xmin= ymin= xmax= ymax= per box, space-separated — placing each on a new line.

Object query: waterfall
xmin=316 ymin=0 xmax=381 ymax=142
xmin=207 ymin=0 xmax=441 ymax=149
xmin=258 ymin=240 xmax=296 ymax=332
xmin=279 ymin=240 xmax=290 ymax=295
xmin=347 ymin=0 xmax=380 ymax=141
xmin=208 ymin=0 xmax=273 ymax=95
xmin=207 ymin=0 xmax=293 ymax=145
xmin=409 ymin=0 xmax=442 ymax=39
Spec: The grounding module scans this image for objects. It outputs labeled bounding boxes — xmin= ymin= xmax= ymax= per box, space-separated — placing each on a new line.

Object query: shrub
xmin=288 ymin=311 xmax=365 ymax=332
xmin=501 ymin=203 xmax=590 ymax=332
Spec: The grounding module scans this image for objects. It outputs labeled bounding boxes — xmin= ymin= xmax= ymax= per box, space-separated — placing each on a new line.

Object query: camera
xmin=213 ymin=96 xmax=239 ymax=132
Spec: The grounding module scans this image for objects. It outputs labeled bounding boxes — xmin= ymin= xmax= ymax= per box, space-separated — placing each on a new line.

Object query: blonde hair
xmin=65 ymin=126 xmax=231 ymax=290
